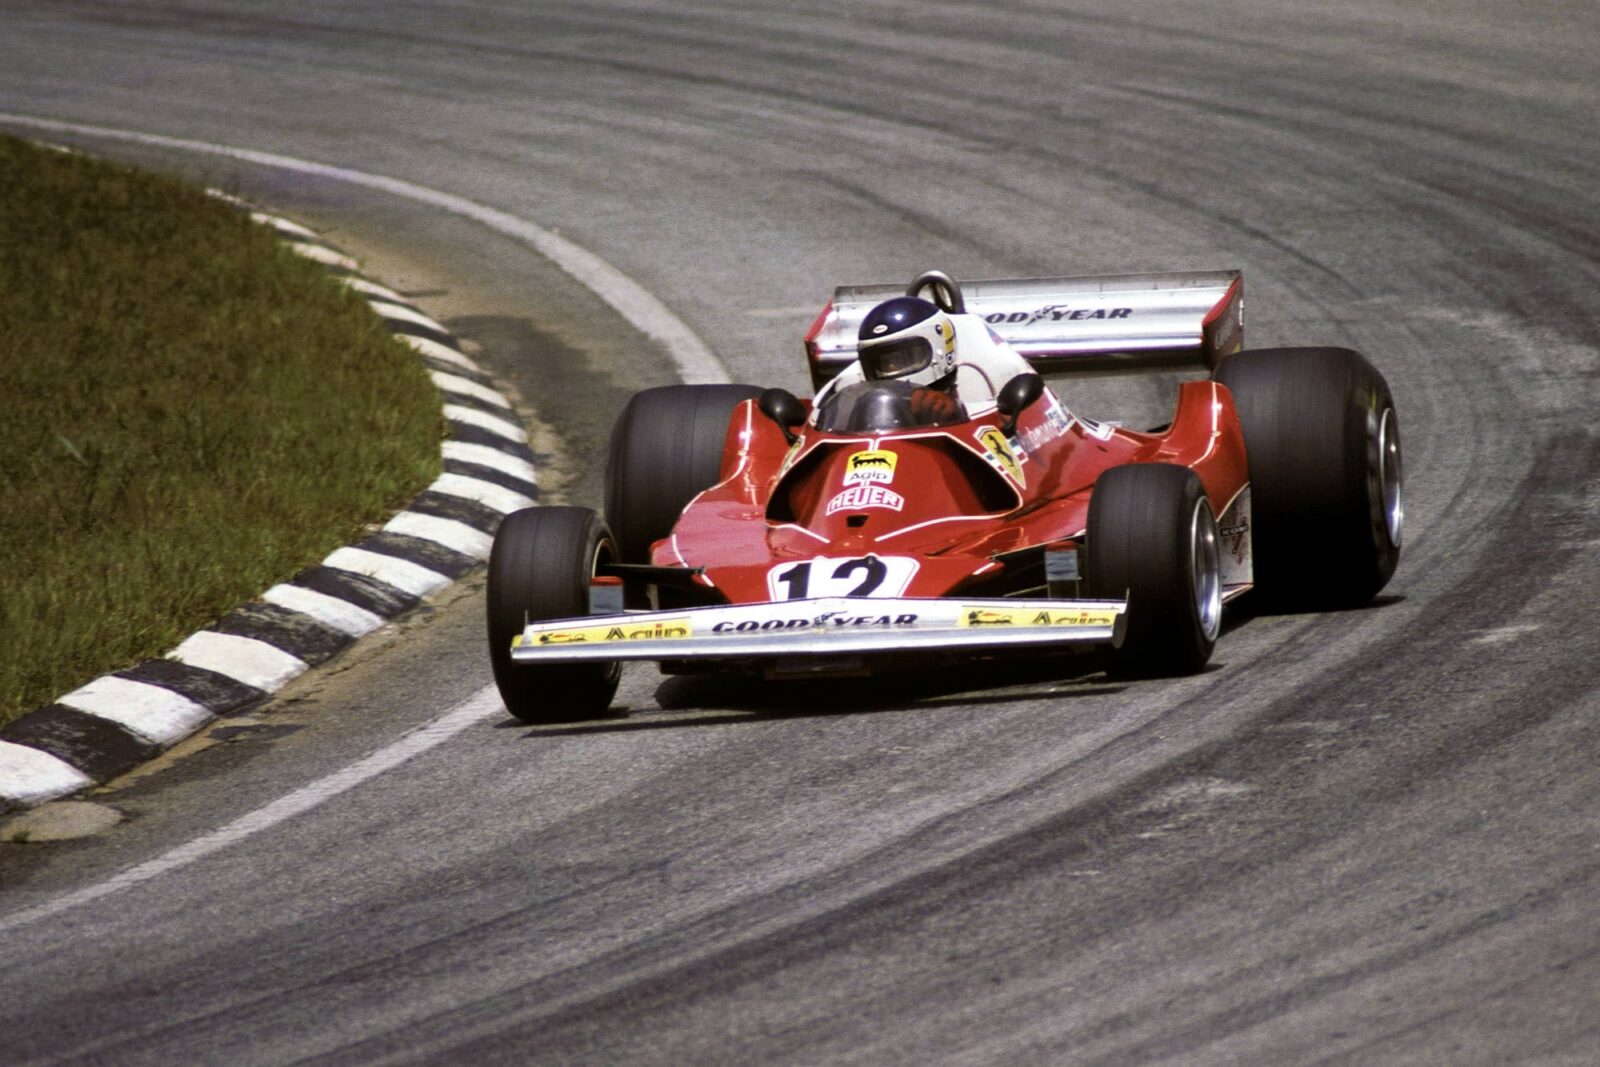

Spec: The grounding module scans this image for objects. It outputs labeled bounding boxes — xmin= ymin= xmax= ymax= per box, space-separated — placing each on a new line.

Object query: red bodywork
xmin=650 ymin=381 xmax=1249 ymax=605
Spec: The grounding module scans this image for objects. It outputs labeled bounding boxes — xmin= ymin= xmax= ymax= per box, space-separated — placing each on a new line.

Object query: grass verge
xmin=0 ymin=135 xmax=444 ymax=726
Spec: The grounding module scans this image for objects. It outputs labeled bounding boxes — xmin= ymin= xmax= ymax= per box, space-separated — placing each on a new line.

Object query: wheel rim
xmin=1378 ymin=406 xmax=1404 ymax=548
xmin=591 ymin=536 xmax=623 ymax=684
xmin=1190 ymin=498 xmax=1223 ymax=641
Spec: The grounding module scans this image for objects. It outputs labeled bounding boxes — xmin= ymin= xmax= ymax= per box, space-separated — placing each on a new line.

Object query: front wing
xmin=509 ymin=596 xmax=1128 ymax=663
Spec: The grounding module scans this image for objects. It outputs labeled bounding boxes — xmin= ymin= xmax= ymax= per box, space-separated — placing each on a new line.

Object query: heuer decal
xmin=845 ymin=448 xmax=897 ymax=485
xmin=974 ymin=426 xmax=1026 ymax=487
xmin=536 ymin=618 xmax=692 ymax=644
xmin=825 ymin=484 xmax=905 ymax=516
xmin=710 ymin=612 xmax=918 ymax=633
xmin=959 ymin=606 xmax=1119 ymax=628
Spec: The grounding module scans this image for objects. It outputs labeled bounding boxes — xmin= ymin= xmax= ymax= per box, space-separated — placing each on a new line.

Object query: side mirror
xmin=995 ymin=373 xmax=1045 ymax=434
xmin=758 ymin=388 xmax=807 ymax=445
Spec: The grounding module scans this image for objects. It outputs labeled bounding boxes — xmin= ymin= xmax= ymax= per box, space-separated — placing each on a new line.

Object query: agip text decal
xmin=536 ymin=618 xmax=693 ymax=644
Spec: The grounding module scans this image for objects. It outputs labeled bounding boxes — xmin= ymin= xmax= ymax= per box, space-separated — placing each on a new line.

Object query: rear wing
xmin=804 ymin=270 xmax=1242 ymax=389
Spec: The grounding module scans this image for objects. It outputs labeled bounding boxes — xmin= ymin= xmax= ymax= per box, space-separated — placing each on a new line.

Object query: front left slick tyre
xmin=487 ymin=506 xmax=621 ymax=723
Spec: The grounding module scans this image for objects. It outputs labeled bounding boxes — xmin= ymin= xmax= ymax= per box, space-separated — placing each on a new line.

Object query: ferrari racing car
xmin=486 ymin=270 xmax=1403 ymax=721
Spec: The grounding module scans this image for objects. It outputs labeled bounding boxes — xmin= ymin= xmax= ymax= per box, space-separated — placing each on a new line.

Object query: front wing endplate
xmin=509 ymin=596 xmax=1127 ymax=664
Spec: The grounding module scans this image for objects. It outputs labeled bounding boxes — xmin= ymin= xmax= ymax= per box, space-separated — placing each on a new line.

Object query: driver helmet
xmin=857 ymin=296 xmax=958 ymax=389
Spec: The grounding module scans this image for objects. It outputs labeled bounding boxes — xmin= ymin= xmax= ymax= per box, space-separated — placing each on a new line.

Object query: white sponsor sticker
xmin=1016 ymin=404 xmax=1074 ymax=453
xmin=1079 ymin=418 xmax=1118 ymax=442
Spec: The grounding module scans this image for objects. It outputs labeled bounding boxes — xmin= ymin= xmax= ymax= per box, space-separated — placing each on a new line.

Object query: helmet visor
xmin=862 ymin=337 xmax=932 ymax=380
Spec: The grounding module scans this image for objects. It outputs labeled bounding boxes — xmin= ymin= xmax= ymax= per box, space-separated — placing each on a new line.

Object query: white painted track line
xmin=57 ymin=677 xmax=213 ymax=747
xmin=342 ymin=276 xmax=408 ymax=305
xmin=169 ymin=632 xmax=309 ymax=692
xmin=289 ymin=242 xmax=362 ymax=271
xmin=395 ymin=333 xmax=478 ymax=371
xmin=443 ymin=405 xmax=527 ymax=442
xmin=372 ymin=300 xmax=449 ymax=334
xmin=430 ymin=370 xmax=512 ymax=409
xmin=384 ymin=511 xmax=495 ymax=560
xmin=0 ymin=686 xmax=506 ymax=933
xmin=262 ymin=583 xmax=386 ymax=638
xmin=249 ymin=211 xmax=320 ymax=240
xmin=0 ymin=742 xmax=94 ymax=807
xmin=0 ymin=114 xmax=731 ymax=385
xmin=441 ymin=441 xmax=538 ymax=481
xmin=324 ymin=547 xmax=454 ymax=599
xmin=429 ymin=471 xmax=535 ymax=513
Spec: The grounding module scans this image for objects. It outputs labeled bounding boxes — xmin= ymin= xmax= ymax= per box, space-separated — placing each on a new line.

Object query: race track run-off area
xmin=2 ymin=2 xmax=1599 ymax=1064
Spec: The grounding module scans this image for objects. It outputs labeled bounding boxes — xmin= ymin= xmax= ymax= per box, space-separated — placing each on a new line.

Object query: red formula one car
xmin=487 ymin=271 xmax=1402 ymax=722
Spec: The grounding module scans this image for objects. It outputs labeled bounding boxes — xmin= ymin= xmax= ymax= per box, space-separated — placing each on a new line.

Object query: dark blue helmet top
xmin=857 ymin=296 xmax=957 ymax=386
xmin=858 ymin=296 xmax=940 ymax=343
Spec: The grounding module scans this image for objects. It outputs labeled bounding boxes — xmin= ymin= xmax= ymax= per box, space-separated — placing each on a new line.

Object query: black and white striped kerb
xmin=0 ymin=201 xmax=534 ymax=814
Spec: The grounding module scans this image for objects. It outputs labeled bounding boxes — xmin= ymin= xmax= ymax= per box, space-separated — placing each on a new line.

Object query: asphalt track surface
xmin=2 ymin=2 xmax=1598 ymax=1062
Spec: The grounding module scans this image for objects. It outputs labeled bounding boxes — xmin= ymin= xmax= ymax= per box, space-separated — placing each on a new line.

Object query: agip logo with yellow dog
xmin=845 ymin=449 xmax=897 ymax=486
xmin=958 ymin=606 xmax=1119 ymax=628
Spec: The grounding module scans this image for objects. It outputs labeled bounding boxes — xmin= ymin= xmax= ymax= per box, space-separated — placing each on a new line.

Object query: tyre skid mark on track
xmin=311 ymin=432 xmax=1600 ymax=1062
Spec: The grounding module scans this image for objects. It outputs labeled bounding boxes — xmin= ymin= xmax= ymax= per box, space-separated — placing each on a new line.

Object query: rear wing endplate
xmin=804 ymin=270 xmax=1242 ymax=389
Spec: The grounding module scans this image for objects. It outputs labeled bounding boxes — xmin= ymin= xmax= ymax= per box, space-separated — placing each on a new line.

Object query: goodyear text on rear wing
xmin=805 ymin=270 xmax=1242 ymax=388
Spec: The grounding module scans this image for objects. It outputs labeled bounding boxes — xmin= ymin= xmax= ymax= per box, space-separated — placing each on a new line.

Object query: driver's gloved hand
xmin=910 ymin=387 xmax=964 ymax=425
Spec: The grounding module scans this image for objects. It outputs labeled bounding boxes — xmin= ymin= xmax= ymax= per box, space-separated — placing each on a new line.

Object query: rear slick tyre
xmin=1213 ymin=347 xmax=1403 ymax=610
xmin=604 ymin=384 xmax=764 ymax=563
xmin=486 ymin=506 xmax=621 ymax=723
xmin=1085 ymin=463 xmax=1222 ymax=679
